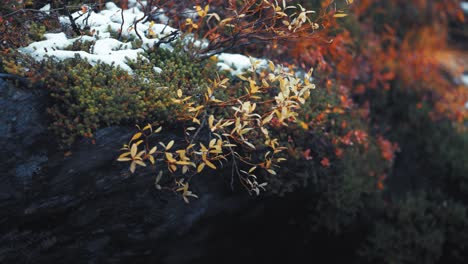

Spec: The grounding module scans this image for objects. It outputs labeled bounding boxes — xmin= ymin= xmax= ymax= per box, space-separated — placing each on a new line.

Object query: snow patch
xmin=461 ymin=2 xmax=468 ymax=13
xmin=153 ymin=67 xmax=162 ymax=73
xmin=21 ymin=2 xmax=178 ymax=73
xmin=39 ymin=4 xmax=51 ymax=14
xmin=216 ymin=53 xmax=268 ymax=75
xmin=21 ymin=1 xmax=275 ymax=77
xmin=461 ymin=74 xmax=468 ymax=86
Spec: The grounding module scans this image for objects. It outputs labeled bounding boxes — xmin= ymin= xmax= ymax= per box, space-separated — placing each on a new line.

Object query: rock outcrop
xmin=0 ymin=78 xmax=314 ymax=264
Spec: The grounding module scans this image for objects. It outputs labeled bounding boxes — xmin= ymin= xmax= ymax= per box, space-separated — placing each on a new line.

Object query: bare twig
xmin=154 ymin=30 xmax=179 ymax=48
xmin=189 ymin=111 xmax=207 ymax=147
xmin=2 ymin=5 xmax=98 ymax=18
xmin=62 ymin=5 xmax=81 ymax=35
xmin=118 ymin=8 xmax=124 ymax=40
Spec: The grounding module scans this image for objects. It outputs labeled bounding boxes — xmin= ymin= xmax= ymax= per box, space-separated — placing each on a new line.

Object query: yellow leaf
xmin=244 ymin=141 xmax=256 ymax=149
xmin=135 ymin=140 xmax=144 ymax=147
xmin=155 ymin=126 xmax=162 ymax=133
xmin=148 ymin=155 xmax=155 ymax=165
xmin=131 ymin=132 xmax=142 ymax=141
xmin=130 ymin=144 xmax=138 ymax=158
xmin=236 ymin=74 xmax=247 ymax=81
xmin=195 ymin=5 xmax=204 ymax=17
xmin=268 ymin=61 xmax=275 ymax=71
xmin=267 ymin=169 xmax=276 ymax=175
xmin=169 ymin=164 xmax=177 ymax=172
xmin=197 ymin=163 xmax=206 ymax=173
xmin=166 ymin=140 xmax=174 ymax=150
xmin=118 ymin=152 xmax=131 ymax=159
xmin=177 ymin=89 xmax=182 ymax=98
xmin=142 ymin=124 xmax=152 ymax=132
xmin=219 ymin=17 xmax=233 ymax=26
xmin=181 ymin=96 xmax=192 ymax=102
xmin=200 ymin=143 xmax=208 ymax=152
xmin=135 ymin=160 xmax=147 ymax=167
xmin=149 ymin=146 xmax=157 ymax=155
xmin=209 ymin=138 xmax=216 ymax=148
xmin=262 ymin=114 xmax=274 ymax=125
xmin=188 ymin=105 xmax=204 ymax=112
xmin=208 ymin=115 xmax=215 ymax=129
xmin=186 ymin=144 xmax=195 ymax=150
xmin=333 ymin=13 xmax=348 ymax=18
xmin=136 ymin=150 xmax=146 ymax=158
xmin=240 ymin=128 xmax=253 ymax=135
xmin=165 ymin=152 xmax=175 ymax=162
xmin=117 ymin=157 xmax=132 ymax=162
xmin=249 ymin=79 xmax=259 ymax=94
xmin=130 ymin=162 xmax=136 ymax=173
xmin=204 ymin=159 xmax=217 ymax=169
xmin=176 ymin=161 xmax=193 ymax=166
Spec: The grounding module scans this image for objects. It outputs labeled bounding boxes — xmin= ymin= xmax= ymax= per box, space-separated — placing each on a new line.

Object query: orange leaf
xmin=320 ymin=157 xmax=330 ymax=167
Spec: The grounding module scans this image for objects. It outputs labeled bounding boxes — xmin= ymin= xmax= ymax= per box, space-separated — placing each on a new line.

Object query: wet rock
xmin=0 ymin=78 xmax=49 ymax=196
xmin=0 ymin=78 xmax=271 ymax=264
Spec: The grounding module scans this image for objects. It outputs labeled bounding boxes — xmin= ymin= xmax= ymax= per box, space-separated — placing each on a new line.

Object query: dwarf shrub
xmin=359 ymin=192 xmax=468 ymax=264
xmin=2 ymin=39 xmax=218 ymax=147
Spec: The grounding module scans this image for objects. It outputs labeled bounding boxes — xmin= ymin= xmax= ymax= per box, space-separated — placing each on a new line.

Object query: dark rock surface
xmin=0 ymin=78 xmax=317 ymax=263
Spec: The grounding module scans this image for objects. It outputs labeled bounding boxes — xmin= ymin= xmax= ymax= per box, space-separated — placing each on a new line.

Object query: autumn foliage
xmin=2 ymin=0 xmax=468 ymax=262
xmin=290 ymin=0 xmax=468 ymax=124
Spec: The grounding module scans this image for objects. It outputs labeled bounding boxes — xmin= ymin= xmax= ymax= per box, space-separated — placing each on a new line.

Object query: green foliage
xmin=129 ymin=41 xmax=214 ymax=95
xmin=64 ymin=40 xmax=96 ymax=51
xmin=359 ymin=192 xmax=468 ymax=264
xmin=4 ymin=40 xmax=218 ymax=147
xmin=367 ymin=81 xmax=468 ymax=201
xmin=118 ymin=61 xmax=315 ymax=198
xmin=28 ymin=22 xmax=47 ymax=42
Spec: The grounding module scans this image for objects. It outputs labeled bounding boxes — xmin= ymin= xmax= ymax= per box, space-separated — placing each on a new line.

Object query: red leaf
xmin=320 ymin=157 xmax=330 ymax=167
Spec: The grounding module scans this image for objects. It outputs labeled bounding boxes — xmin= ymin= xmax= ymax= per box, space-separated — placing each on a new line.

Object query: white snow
xmin=462 ymin=74 xmax=468 ymax=109
xmin=461 ymin=2 xmax=468 ymax=13
xmin=21 ymin=1 xmax=275 ymax=77
xmin=461 ymin=74 xmax=468 ymax=86
xmin=39 ymin=4 xmax=51 ymax=14
xmin=151 ymin=7 xmax=169 ymax=24
xmin=216 ymin=53 xmax=268 ymax=75
xmin=21 ymin=2 xmax=178 ymax=73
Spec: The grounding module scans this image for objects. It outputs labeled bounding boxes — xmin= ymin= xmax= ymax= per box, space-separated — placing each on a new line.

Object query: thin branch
xmin=154 ymin=30 xmax=179 ymax=48
xmin=118 ymin=8 xmax=124 ymax=40
xmin=2 ymin=5 xmax=98 ymax=18
xmin=62 ymin=5 xmax=81 ymax=35
xmin=189 ymin=111 xmax=208 ymax=147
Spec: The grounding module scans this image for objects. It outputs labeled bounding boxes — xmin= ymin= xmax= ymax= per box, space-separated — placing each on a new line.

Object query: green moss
xmin=6 ymin=39 xmax=218 ymax=148
xmin=28 ymin=22 xmax=47 ymax=42
xmin=64 ymin=40 xmax=96 ymax=52
xmin=359 ymin=192 xmax=468 ymax=264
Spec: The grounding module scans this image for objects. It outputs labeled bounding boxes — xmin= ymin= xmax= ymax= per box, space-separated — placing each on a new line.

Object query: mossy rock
xmin=2 ymin=39 xmax=218 ymax=148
